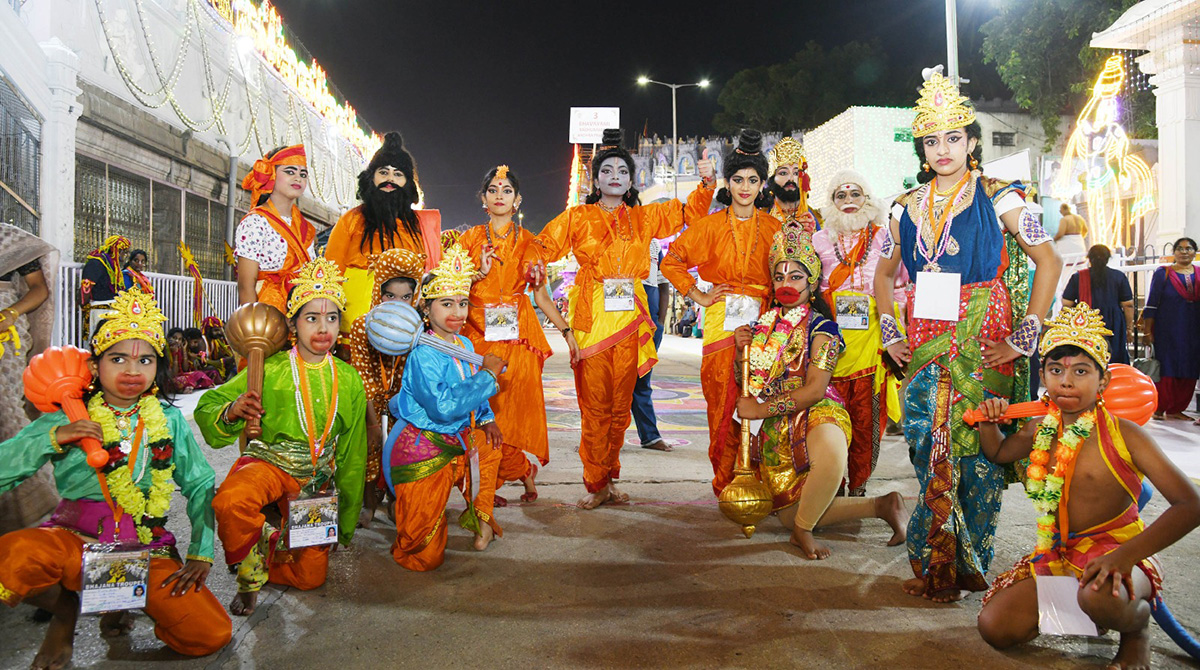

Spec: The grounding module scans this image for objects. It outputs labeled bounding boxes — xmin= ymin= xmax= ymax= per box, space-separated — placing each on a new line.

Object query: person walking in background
xmin=1061 ymin=245 xmax=1134 ymax=364
xmin=1143 ymin=237 xmax=1199 ymax=421
xmin=631 ymin=238 xmax=671 ymax=452
xmin=1054 ymin=203 xmax=1088 ymax=269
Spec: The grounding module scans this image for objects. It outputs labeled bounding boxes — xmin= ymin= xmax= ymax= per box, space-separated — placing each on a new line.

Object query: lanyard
xmin=95 ymin=417 xmax=146 ymax=537
xmin=291 ymin=348 xmax=340 ymax=466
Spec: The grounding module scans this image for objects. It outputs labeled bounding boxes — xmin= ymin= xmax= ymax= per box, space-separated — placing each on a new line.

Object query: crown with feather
xmin=286 ymin=258 xmax=347 ymax=318
xmin=1038 ymin=304 xmax=1112 ymax=366
xmin=91 ymin=287 xmax=168 ymax=355
xmin=422 ymin=243 xmax=475 ymax=300
xmin=911 ymin=70 xmax=976 ymax=138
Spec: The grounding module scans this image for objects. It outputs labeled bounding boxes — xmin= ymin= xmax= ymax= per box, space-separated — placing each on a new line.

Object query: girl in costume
xmin=196 ymin=258 xmax=366 ymax=616
xmin=234 ymin=145 xmax=316 ymax=314
xmin=522 ymin=128 xmax=707 ymax=509
xmin=166 ymin=327 xmax=218 ymax=394
xmin=459 ymin=165 xmax=575 ymax=506
xmin=325 ymin=131 xmax=441 ymax=343
xmin=975 ymin=304 xmax=1200 ymax=670
xmin=734 ymin=223 xmax=907 ymax=559
xmin=122 ymin=248 xmax=154 ymax=295
xmin=385 ymin=243 xmax=507 ymax=568
xmin=347 ymin=247 xmax=425 ymax=526
xmin=872 ymin=70 xmax=1062 ymax=602
xmin=0 ymin=287 xmax=231 ymax=666
xmin=661 ymin=129 xmax=783 ymax=496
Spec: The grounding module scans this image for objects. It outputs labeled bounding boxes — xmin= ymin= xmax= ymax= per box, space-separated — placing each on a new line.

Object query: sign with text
xmin=569 ymin=107 xmax=620 ymax=144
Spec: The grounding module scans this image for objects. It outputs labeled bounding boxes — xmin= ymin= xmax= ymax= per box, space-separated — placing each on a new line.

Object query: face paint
xmin=596 ymin=157 xmax=631 ymax=198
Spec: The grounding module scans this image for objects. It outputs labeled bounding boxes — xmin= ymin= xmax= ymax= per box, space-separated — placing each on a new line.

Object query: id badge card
xmin=604 ymin=278 xmax=635 ymax=312
xmin=835 ymin=295 xmax=871 ymax=331
xmin=912 ymin=271 xmax=961 ymax=322
xmin=80 ymin=543 xmax=150 ymax=614
xmin=723 ymin=294 xmax=761 ymax=331
xmin=484 ymin=305 xmax=519 ymax=341
xmin=286 ymin=492 xmax=339 ymax=549
xmin=1037 ymin=575 xmax=1099 ymax=636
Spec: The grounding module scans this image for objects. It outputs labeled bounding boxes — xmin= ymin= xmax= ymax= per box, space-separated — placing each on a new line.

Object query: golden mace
xmin=223 ymin=302 xmax=289 ymax=445
xmin=717 ymin=344 xmax=774 ymax=537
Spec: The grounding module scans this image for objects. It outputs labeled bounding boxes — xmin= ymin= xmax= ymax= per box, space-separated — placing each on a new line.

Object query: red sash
xmin=1077 ymin=269 xmax=1092 ymax=306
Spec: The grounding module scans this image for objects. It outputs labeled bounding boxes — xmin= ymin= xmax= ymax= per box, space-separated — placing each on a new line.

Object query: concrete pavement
xmin=3 ymin=331 xmax=1199 ymax=669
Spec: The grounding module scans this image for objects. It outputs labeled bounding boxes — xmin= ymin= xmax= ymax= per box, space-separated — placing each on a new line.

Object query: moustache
xmin=774 ymin=286 xmax=802 ymax=303
xmin=781 ymin=181 xmax=799 ymax=190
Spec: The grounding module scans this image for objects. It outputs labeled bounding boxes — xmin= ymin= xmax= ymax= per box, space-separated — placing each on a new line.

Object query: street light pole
xmin=637 ymin=77 xmax=710 ymax=203
xmin=945 ymin=0 xmax=959 ymax=85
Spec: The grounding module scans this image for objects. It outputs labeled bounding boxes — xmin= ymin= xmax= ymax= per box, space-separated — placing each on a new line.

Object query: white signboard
xmin=570 ymin=107 xmax=620 ymax=144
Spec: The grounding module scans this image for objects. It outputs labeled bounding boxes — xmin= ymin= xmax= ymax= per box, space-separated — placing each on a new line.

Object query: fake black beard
xmin=772 ymin=180 xmax=801 ymax=203
xmin=361 ymin=183 xmax=418 ymax=249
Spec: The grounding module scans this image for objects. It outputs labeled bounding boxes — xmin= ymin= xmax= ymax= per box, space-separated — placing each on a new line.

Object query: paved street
xmin=3 ymin=332 xmax=1199 ymax=669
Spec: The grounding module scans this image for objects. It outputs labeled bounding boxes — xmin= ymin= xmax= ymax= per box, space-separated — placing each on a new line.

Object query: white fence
xmin=53 ymin=263 xmax=238 ymax=348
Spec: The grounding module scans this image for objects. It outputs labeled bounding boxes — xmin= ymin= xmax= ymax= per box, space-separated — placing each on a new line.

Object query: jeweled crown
xmin=91 ymin=287 xmax=168 ymax=356
xmin=768 ymin=137 xmax=805 ymax=175
xmin=768 ymin=222 xmax=821 ymax=281
xmin=911 ymin=72 xmax=976 ymax=138
xmin=286 ymin=258 xmax=347 ymax=318
xmin=1039 ymin=304 xmax=1112 ymax=366
xmin=422 ymin=243 xmax=476 ymax=300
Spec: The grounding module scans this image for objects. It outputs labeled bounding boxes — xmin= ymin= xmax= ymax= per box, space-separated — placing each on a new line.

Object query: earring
xmin=922 ymin=162 xmax=930 ymax=173
xmin=970 ymin=156 xmax=979 ymax=170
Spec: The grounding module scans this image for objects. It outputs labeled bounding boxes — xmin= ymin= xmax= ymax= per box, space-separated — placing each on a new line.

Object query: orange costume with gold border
xmin=660 ymin=208 xmax=781 ymax=494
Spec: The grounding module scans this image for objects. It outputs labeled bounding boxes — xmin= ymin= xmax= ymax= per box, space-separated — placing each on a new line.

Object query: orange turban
xmin=241 ymin=144 xmax=306 ymax=204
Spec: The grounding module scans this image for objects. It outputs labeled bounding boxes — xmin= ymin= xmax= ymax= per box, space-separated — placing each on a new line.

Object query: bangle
xmin=765 ymin=395 xmax=797 ymax=417
xmin=880 ymin=313 xmax=905 ymax=348
xmin=49 ymin=427 xmax=64 ymax=454
xmin=219 ymin=402 xmax=236 ymax=424
xmin=560 ymin=327 xmax=572 ymax=338
xmin=811 ymin=338 xmax=840 ymax=373
xmin=1004 ymin=314 xmax=1042 ymax=358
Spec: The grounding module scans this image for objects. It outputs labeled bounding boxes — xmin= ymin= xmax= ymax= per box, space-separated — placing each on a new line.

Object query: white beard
xmin=822 ymin=201 xmax=880 ymax=236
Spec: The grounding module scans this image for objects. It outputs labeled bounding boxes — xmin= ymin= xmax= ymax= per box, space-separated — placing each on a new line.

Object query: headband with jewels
xmin=285 ymin=258 xmax=347 ymax=318
xmin=422 ymin=243 xmax=476 ymax=300
xmin=911 ymin=71 xmax=976 ymax=138
xmin=767 ymin=137 xmax=806 ymax=175
xmin=91 ymin=287 xmax=168 ymax=356
xmin=768 ymin=222 xmax=821 ymax=282
xmin=1038 ymin=304 xmax=1112 ymax=367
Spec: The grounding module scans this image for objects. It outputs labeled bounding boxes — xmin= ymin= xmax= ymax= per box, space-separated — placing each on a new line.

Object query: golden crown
xmin=768 ymin=222 xmax=821 ymax=282
xmin=286 ymin=258 xmax=347 ymax=318
xmin=91 ymin=287 xmax=168 ymax=356
xmin=1094 ymin=54 xmax=1125 ymax=98
xmin=912 ymin=72 xmax=976 ymax=138
xmin=1039 ymin=304 xmax=1112 ymax=366
xmin=768 ymin=137 xmax=805 ymax=175
xmin=422 ymin=243 xmax=476 ymax=300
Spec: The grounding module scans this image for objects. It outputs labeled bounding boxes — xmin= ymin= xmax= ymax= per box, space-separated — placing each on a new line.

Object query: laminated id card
xmin=286 ymin=493 xmax=339 ymax=549
xmin=835 ymin=295 xmax=871 ymax=330
xmin=484 ymin=305 xmax=519 ymax=341
xmin=80 ymin=544 xmax=150 ymax=614
xmin=912 ymin=271 xmax=961 ymax=322
xmin=604 ymin=279 xmax=635 ymax=311
xmin=723 ymin=295 xmax=760 ymax=331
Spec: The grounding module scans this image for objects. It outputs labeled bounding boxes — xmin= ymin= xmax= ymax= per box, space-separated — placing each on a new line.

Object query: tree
xmin=713 ymin=40 xmax=911 ymax=134
xmin=981 ymin=0 xmax=1155 ymax=150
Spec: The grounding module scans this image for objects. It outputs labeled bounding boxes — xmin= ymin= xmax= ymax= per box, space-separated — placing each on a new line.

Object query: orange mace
xmin=963 ymin=364 xmax=1158 ymax=427
xmin=24 ymin=346 xmax=109 ymax=468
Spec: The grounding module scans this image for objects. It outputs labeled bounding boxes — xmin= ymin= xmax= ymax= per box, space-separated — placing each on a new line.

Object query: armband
xmin=765 ymin=395 xmax=798 ymax=417
xmin=812 ymin=338 xmax=840 ymax=373
xmin=49 ymin=427 xmax=64 ymax=454
xmin=1017 ymin=208 xmax=1052 ymax=246
xmin=1005 ymin=314 xmax=1042 ymax=358
xmin=880 ymin=313 xmax=905 ymax=349
xmin=879 ymin=225 xmax=896 ymax=259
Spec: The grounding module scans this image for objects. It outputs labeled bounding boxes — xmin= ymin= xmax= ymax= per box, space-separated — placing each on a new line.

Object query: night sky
xmin=275 ymin=1 xmax=1003 ymax=232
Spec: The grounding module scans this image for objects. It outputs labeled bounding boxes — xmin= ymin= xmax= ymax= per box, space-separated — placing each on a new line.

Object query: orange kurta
xmin=0 ymin=527 xmax=231 ymax=656
xmin=324 ymin=206 xmax=442 ymax=334
xmin=458 ymin=224 xmax=552 ymax=468
xmin=661 ymin=209 xmax=781 ymax=494
xmin=249 ymin=201 xmax=315 ymax=315
xmin=523 ymin=200 xmax=702 ymax=492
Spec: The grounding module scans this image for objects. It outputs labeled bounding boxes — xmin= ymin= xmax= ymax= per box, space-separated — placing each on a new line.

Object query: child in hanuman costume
xmin=196 ymin=258 xmax=366 ymax=616
xmin=0 ymin=287 xmax=231 ymax=667
xmin=385 ymin=243 xmax=508 ymax=569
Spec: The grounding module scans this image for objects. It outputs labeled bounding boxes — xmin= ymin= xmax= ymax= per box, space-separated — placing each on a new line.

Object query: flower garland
xmin=88 ymin=394 xmax=176 ymax=545
xmin=746 ymin=304 xmax=809 ymax=397
xmin=1024 ymin=407 xmax=1095 ymax=553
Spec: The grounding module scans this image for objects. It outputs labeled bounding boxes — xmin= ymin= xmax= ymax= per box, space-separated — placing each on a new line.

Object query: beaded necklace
xmin=726 ymin=208 xmax=761 ymax=284
xmin=289 ymin=347 xmax=340 ymax=465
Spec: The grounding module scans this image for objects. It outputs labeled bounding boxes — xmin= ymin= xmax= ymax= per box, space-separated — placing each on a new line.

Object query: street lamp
xmin=637 ymin=76 xmax=710 ymax=201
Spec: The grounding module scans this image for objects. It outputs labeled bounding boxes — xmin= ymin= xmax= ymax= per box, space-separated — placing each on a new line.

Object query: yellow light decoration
xmin=1053 ymin=54 xmax=1156 ymax=249
xmin=220 ymin=0 xmax=381 ymax=158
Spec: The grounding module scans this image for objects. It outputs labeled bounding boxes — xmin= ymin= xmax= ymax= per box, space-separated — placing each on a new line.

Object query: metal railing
xmin=53 ymin=262 xmax=237 ymax=348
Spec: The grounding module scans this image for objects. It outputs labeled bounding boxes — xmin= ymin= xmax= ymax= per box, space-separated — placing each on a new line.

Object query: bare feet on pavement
xmin=99 ymin=610 xmax=134 ymax=637
xmin=877 ymin=491 xmax=908 ymax=546
xmin=474 ymin=523 xmax=494 ymax=551
xmin=1107 ymin=628 xmax=1150 ymax=670
xmin=790 ymin=528 xmax=831 ymax=560
xmin=902 ymin=577 xmax=926 ymax=597
xmin=520 ymin=464 xmax=538 ymax=502
xmin=641 ymin=439 xmax=673 ymax=452
xmin=229 ymin=591 xmax=257 ymax=617
xmin=577 ymin=483 xmax=629 ymax=509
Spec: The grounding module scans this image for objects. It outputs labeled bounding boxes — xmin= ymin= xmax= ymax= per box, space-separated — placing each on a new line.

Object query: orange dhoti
xmin=212 ymin=459 xmax=330 ymax=591
xmin=0 ymin=527 xmax=231 ymax=656
xmin=575 ymin=332 xmax=639 ymax=493
xmin=701 ymin=345 xmax=741 ymax=495
xmin=495 ymin=444 xmax=532 ymax=487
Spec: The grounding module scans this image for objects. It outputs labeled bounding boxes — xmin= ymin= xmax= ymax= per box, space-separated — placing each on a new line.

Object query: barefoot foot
xmin=229 ymin=591 xmax=258 ymax=617
xmin=577 ymin=488 xmax=612 ymax=510
xmin=98 ymin=610 xmax=134 ymax=637
xmin=789 ymin=528 xmax=831 ymax=560
xmin=473 ymin=523 xmax=494 ymax=551
xmin=877 ymin=491 xmax=908 ymax=546
xmin=901 ymin=577 xmax=926 ymax=597
xmin=1107 ymin=627 xmax=1150 ymax=670
xmin=605 ymin=483 xmax=630 ymax=504
xmin=32 ymin=607 xmax=76 ymax=670
xmin=493 ymin=494 xmax=508 ymax=508
xmin=927 ymin=588 xmax=966 ymax=603
xmin=519 ymin=465 xmax=539 ymax=503
xmin=640 ymin=439 xmax=673 ymax=452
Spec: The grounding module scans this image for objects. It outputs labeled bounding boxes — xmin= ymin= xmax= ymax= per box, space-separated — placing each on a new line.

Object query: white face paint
xmin=833 ymin=185 xmax=866 ymax=213
xmin=596 ymin=157 xmax=631 ymax=198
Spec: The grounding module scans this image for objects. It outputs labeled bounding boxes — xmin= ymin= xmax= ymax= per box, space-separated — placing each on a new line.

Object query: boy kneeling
xmin=975 ymin=305 xmax=1200 ymax=669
